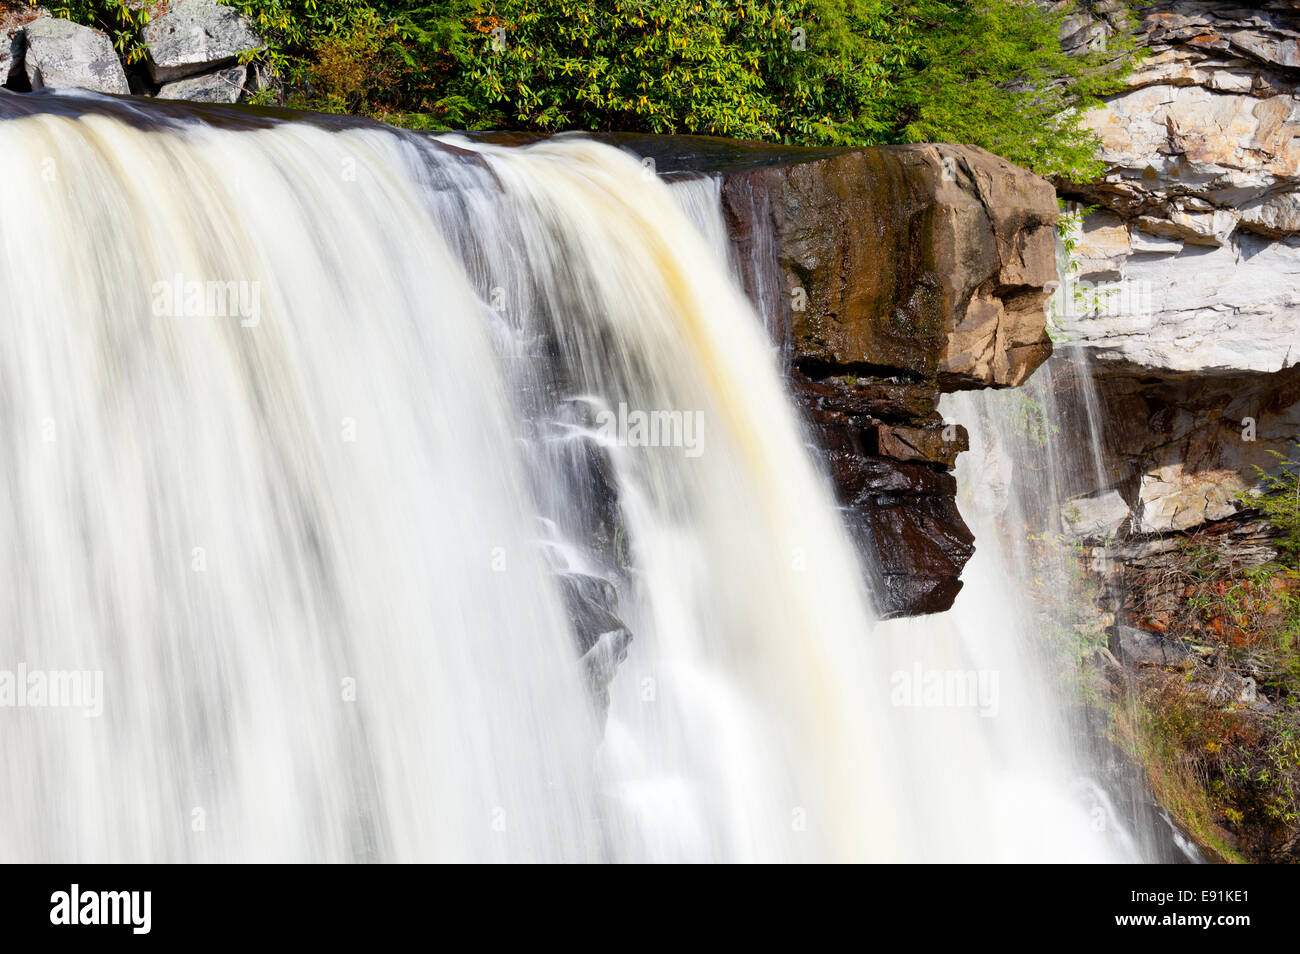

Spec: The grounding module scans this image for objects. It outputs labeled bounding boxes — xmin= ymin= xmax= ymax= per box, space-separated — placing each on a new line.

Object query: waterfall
xmin=935 ymin=361 xmax=1200 ymax=863
xmin=0 ymin=90 xmax=1144 ymax=862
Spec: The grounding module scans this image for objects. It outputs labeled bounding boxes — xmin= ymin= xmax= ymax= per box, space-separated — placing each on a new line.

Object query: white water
xmin=0 ymin=92 xmax=1139 ymax=862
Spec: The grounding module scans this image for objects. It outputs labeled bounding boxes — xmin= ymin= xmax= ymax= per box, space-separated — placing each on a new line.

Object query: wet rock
xmin=23 ymin=17 xmax=128 ymax=95
xmin=865 ymin=423 xmax=967 ymax=468
xmin=851 ymin=497 xmax=974 ymax=618
xmin=722 ymin=142 xmax=1051 ymax=613
xmin=558 ymin=572 xmax=631 ymax=718
xmin=156 ymin=64 xmax=247 ymax=104
xmin=141 ymin=0 xmax=263 ymax=84
xmin=792 ymin=369 xmax=973 ymax=616
xmin=683 ymin=139 xmax=1051 ymax=615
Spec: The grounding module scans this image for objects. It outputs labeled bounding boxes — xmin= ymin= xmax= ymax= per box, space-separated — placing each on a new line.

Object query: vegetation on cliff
xmin=37 ymin=0 xmax=1142 ymax=180
xmin=1113 ymin=448 xmax=1300 ymax=862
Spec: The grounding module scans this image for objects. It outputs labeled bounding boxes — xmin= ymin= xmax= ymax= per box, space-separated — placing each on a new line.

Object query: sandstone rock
xmin=866 ymin=422 xmax=968 ymax=468
xmin=156 ymin=64 xmax=247 ymax=103
xmin=1136 ymin=463 xmax=1245 ymax=533
xmin=1064 ymin=489 xmax=1130 ymax=540
xmin=1060 ymin=229 xmax=1300 ymax=374
xmin=920 ymin=146 xmax=1059 ymax=389
xmin=1060 ymin=2 xmax=1300 ymax=384
xmin=23 ymin=17 xmax=128 ymax=95
xmin=141 ymin=0 xmax=263 ymax=83
xmin=1074 ymin=212 xmax=1130 ymax=280
xmin=1047 ymin=354 xmax=1300 ymax=532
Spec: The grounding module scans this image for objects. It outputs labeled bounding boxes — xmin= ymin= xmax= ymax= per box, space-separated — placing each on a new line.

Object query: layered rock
xmin=1050 ymin=354 xmax=1300 ymax=538
xmin=1060 ymin=3 xmax=1300 ymax=374
xmin=1048 ymin=5 xmax=1300 ymax=861
xmin=1054 ymin=2 xmax=1300 ymax=542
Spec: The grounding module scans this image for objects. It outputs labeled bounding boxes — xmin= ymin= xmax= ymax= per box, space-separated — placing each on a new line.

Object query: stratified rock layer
xmin=1052 ymin=2 xmax=1300 ymax=547
xmin=1062 ymin=2 xmax=1300 ymax=378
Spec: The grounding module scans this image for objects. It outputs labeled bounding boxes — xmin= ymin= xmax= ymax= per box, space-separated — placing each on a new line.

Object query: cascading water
xmin=934 ymin=358 xmax=1201 ymax=863
xmin=0 ymin=90 xmax=1155 ymax=862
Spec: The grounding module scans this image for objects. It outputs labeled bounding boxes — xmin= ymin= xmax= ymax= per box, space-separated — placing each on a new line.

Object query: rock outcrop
xmin=0 ymin=4 xmax=264 ymax=103
xmin=141 ymin=0 xmax=263 ymax=84
xmin=598 ymin=135 xmax=1058 ymax=616
xmin=1052 ymin=2 xmax=1300 ymax=544
xmin=1046 ymin=3 xmax=1300 ymax=863
xmin=22 ymin=16 xmax=128 ymax=95
xmin=481 ymin=132 xmax=1058 ymax=615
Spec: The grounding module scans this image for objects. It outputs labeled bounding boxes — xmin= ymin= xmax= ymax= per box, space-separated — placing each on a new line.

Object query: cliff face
xmin=1056 ymin=1 xmax=1300 ymax=537
xmin=613 ymin=136 xmax=1058 ymax=616
xmin=1050 ymin=3 xmax=1300 ymax=862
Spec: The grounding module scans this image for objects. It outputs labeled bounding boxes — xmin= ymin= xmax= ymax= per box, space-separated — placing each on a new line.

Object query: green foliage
xmin=454 ymin=0 xmax=1141 ymax=175
xmin=1007 ymin=391 xmax=1058 ymax=447
xmin=787 ymin=1 xmax=1141 ymax=178
xmin=40 ymin=0 xmax=1143 ymax=178
xmin=224 ymin=0 xmax=476 ymax=120
xmin=1247 ymin=444 xmax=1300 ymax=561
xmin=460 ymin=0 xmax=802 ymax=138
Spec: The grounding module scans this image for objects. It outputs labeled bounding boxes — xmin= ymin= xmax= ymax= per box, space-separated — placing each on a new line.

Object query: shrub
xmin=36 ymin=0 xmax=1145 ymax=177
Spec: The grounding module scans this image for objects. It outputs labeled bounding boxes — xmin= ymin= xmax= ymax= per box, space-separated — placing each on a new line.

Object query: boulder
xmin=141 ymin=0 xmax=263 ymax=83
xmin=23 ymin=17 xmax=128 ymax=95
xmin=156 ymin=64 xmax=247 ymax=103
xmin=1 ymin=27 xmax=20 ymax=86
xmin=1136 ymin=464 xmax=1245 ymax=534
xmin=1064 ymin=489 xmax=1130 ymax=540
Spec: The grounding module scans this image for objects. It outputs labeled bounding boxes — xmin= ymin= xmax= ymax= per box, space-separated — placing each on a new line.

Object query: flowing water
xmin=0 ymin=90 xmax=1156 ymax=862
